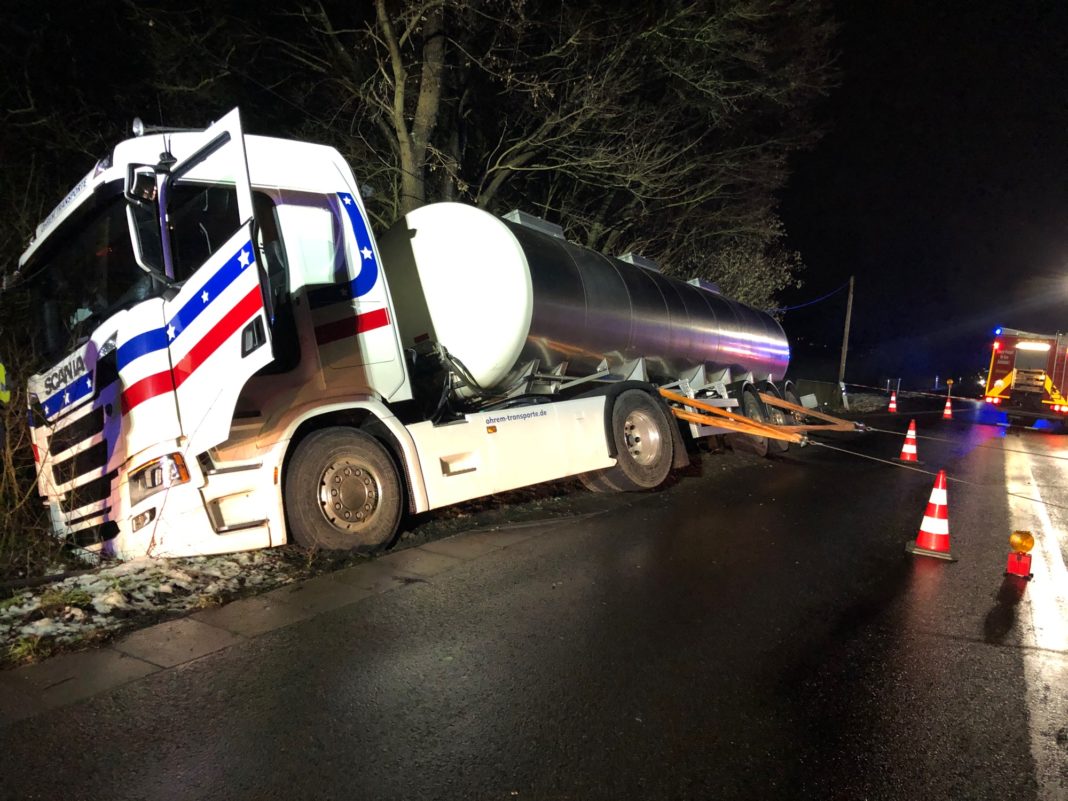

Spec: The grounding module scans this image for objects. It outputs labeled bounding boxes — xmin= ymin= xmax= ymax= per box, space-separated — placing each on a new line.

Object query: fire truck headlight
xmin=130 ymin=453 xmax=190 ymax=506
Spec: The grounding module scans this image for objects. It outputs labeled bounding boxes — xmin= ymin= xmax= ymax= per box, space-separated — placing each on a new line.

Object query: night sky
xmin=779 ymin=1 xmax=1068 ymax=390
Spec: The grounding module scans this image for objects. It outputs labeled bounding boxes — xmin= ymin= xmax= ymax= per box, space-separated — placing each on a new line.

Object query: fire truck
xmin=983 ymin=326 xmax=1068 ymax=419
xmin=7 ymin=109 xmax=797 ymax=561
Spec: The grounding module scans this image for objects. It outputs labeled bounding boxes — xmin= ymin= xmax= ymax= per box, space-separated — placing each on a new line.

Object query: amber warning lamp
xmin=1005 ymin=530 xmax=1035 ymax=579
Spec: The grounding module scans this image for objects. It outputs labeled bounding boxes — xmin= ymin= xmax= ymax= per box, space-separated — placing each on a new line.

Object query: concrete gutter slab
xmin=262 ymin=574 xmax=376 ymax=615
xmin=374 ymin=546 xmax=463 ymax=578
xmin=191 ymin=594 xmax=313 ymax=637
xmin=112 ymin=618 xmax=245 ymax=668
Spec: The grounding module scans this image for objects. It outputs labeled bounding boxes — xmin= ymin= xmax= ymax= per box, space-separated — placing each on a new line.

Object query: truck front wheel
xmin=285 ymin=427 xmax=402 ymax=552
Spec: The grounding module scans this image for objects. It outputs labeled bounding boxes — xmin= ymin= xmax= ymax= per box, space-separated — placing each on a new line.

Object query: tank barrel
xmin=378 ymin=203 xmax=789 ymax=398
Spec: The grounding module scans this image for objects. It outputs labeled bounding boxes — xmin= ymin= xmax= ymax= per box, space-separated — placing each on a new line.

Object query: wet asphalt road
xmin=1 ymin=397 xmax=1066 ymax=800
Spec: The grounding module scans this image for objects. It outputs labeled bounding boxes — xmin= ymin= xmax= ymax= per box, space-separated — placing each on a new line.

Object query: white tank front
xmin=376 ymin=203 xmax=534 ymax=390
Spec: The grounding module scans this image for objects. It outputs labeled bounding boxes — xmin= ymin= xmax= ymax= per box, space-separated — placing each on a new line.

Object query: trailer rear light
xmin=984 ymin=396 xmax=1002 ymax=404
xmin=129 ymin=453 xmax=190 ymax=506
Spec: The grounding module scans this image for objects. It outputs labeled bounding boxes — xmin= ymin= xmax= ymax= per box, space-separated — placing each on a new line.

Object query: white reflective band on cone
xmin=919 ymin=516 xmax=949 ymax=535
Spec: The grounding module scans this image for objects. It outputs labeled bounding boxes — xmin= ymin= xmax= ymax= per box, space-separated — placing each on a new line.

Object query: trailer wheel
xmin=783 ymin=387 xmax=804 ymax=423
xmin=763 ymin=386 xmax=791 ymax=454
xmin=285 ymin=427 xmax=402 ymax=552
xmin=727 ymin=388 xmax=770 ymax=457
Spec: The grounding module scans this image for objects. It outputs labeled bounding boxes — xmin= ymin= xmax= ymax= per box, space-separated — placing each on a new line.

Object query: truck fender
xmin=277 ymin=399 xmax=430 ymax=515
xmin=576 ymin=381 xmax=687 ymax=468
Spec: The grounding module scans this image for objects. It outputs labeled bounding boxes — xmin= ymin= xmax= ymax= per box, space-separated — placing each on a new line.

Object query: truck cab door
xmin=159 ymin=108 xmax=274 ymax=454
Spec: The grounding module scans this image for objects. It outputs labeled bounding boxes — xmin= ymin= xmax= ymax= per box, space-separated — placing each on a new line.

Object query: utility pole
xmin=837 ymin=276 xmax=855 ymax=385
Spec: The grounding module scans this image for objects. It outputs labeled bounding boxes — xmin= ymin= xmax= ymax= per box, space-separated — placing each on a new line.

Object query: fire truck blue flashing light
xmin=995 ymin=327 xmax=1003 ymax=335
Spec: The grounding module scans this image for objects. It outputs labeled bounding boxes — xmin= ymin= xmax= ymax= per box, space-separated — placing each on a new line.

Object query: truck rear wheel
xmin=581 ymin=390 xmax=674 ymax=492
xmin=285 ymin=427 xmax=402 ymax=552
xmin=577 ymin=470 xmax=618 ymax=493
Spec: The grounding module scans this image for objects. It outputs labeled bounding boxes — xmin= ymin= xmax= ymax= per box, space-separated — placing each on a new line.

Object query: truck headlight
xmin=129 ymin=453 xmax=190 ymax=506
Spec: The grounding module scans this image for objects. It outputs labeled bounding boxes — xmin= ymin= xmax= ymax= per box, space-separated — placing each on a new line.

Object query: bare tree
xmin=125 ymin=1 xmax=834 ymax=306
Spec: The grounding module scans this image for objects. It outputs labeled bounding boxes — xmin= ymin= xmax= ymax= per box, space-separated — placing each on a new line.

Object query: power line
xmin=766 ymin=279 xmax=851 ymax=313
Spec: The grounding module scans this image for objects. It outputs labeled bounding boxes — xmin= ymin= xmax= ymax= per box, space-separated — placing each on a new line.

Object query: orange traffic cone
xmin=897 ymin=419 xmax=919 ymax=462
xmin=889 ymin=391 xmax=898 ymax=413
xmin=906 ymin=470 xmax=956 ymax=561
xmin=942 ymin=397 xmax=953 ymax=420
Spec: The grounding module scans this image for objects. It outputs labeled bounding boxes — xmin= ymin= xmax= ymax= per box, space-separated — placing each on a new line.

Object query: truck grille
xmin=52 ymin=441 xmax=109 ymax=485
xmin=46 ymin=406 xmax=114 ymax=519
xmin=58 ymin=471 xmax=117 ymax=514
xmin=51 ymin=407 xmax=104 ymax=452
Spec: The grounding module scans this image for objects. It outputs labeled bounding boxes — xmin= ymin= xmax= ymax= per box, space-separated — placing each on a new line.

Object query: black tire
xmin=783 ymin=387 xmax=804 ymax=421
xmin=727 ymin=388 xmax=770 ymax=457
xmin=581 ymin=389 xmax=674 ymax=492
xmin=577 ymin=470 xmax=619 ymax=493
xmin=284 ymin=427 xmax=402 ymax=552
xmin=783 ymin=387 xmax=809 ymax=437
xmin=763 ymin=386 xmax=791 ymax=454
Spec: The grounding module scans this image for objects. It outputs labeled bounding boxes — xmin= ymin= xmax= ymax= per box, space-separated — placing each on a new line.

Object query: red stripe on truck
xmin=172 ymin=287 xmax=264 ymax=386
xmin=121 ymin=286 xmax=263 ymax=414
xmin=315 ymin=307 xmax=390 ymax=346
xmin=121 ymin=371 xmax=176 ymax=414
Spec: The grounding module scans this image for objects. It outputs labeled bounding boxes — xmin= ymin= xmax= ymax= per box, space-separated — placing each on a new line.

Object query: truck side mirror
xmin=125 ymin=165 xmax=158 ymax=205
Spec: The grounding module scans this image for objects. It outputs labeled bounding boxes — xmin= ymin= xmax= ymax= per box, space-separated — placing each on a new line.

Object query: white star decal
xmin=167 ymin=324 xmax=176 ymax=341
xmin=238 ymin=249 xmax=251 ymax=268
xmin=361 ymin=246 xmax=373 ymax=260
xmin=86 ymin=377 xmax=92 ymax=390
xmin=343 ymin=196 xmax=352 ymax=205
xmin=43 ymin=403 xmax=50 ymax=415
xmin=201 ymin=290 xmax=209 ymax=304
xmin=63 ymin=391 xmax=70 ymax=404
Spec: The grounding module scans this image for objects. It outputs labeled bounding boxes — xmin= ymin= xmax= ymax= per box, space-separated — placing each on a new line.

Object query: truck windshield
xmin=30 ymin=192 xmax=161 ymax=364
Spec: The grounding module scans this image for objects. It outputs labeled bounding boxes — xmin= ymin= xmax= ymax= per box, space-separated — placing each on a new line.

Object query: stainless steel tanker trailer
xmin=380 ymin=202 xmax=796 ymax=457
xmin=12 ymin=109 xmax=799 ymax=560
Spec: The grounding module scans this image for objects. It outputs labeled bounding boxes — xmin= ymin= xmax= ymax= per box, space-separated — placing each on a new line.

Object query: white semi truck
xmin=8 ymin=109 xmax=794 ymax=560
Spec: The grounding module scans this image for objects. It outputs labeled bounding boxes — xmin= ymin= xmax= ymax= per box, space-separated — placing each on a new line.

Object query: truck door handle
xmin=241 ymin=318 xmax=266 ymax=357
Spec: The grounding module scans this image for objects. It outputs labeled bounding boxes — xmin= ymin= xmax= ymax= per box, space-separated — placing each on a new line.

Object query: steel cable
xmin=863 ymin=425 xmax=1068 ymax=462
xmin=807 ymin=438 xmax=1068 ymax=511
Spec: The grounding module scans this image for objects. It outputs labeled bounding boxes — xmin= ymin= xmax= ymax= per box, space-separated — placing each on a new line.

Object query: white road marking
xmin=1004 ymin=448 xmax=1068 ymax=801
